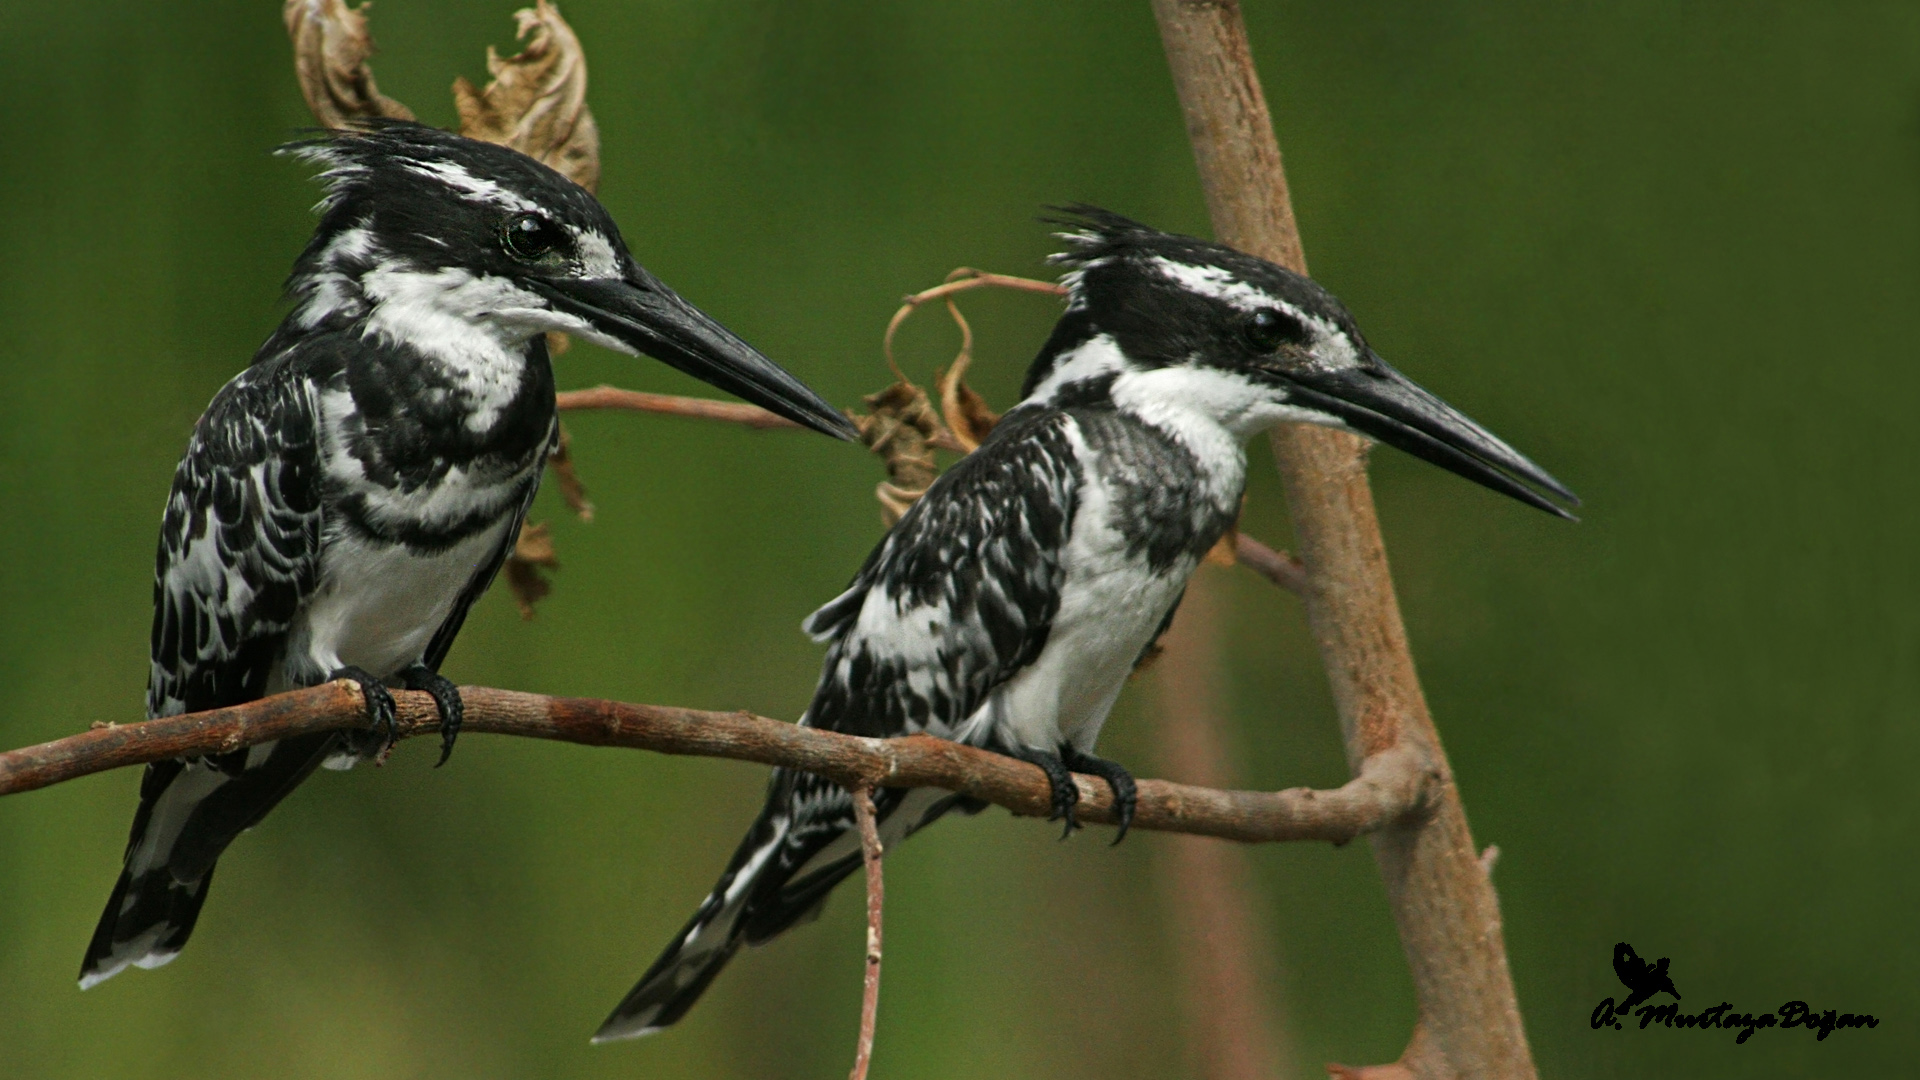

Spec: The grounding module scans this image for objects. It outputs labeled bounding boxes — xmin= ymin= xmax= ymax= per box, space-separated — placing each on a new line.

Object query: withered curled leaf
xmin=548 ymin=423 xmax=595 ymax=523
xmin=283 ymin=0 xmax=416 ymax=127
xmin=853 ymin=382 xmax=943 ymax=527
xmin=453 ymin=0 xmax=601 ymax=193
xmin=936 ymin=367 xmax=1000 ymax=452
xmin=504 ymin=521 xmax=559 ymax=620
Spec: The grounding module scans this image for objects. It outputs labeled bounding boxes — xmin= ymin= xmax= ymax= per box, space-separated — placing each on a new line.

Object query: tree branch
xmin=0 ymin=683 xmax=1432 ymax=845
xmin=1153 ymin=2 xmax=1538 ymax=1077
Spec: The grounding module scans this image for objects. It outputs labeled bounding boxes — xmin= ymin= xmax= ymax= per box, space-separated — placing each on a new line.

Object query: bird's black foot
xmin=399 ymin=663 xmax=464 ymax=767
xmin=1064 ymin=746 xmax=1137 ymax=844
xmin=331 ymin=666 xmax=398 ymax=764
xmin=1006 ymin=745 xmax=1080 ymax=839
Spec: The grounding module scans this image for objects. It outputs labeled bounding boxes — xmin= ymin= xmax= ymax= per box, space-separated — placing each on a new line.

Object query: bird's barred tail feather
xmin=79 ymin=732 xmax=342 ymax=989
xmin=593 ymin=791 xmax=802 ymax=1042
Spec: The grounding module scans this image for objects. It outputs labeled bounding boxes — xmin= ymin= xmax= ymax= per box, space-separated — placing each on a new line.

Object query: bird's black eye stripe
xmin=501 ymin=213 xmax=566 ymax=261
xmin=1242 ymin=307 xmax=1309 ymax=353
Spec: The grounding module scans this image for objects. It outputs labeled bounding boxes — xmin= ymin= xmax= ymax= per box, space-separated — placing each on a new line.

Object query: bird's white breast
xmin=279 ymin=517 xmax=511 ymax=688
xmin=976 ymin=416 xmax=1226 ymax=753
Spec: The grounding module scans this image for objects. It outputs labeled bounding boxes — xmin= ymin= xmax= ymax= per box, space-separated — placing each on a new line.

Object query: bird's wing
xmin=801 ymin=404 xmax=1083 ymax=740
xmin=82 ymin=356 xmax=335 ymax=989
xmin=419 ymin=419 xmax=557 ymax=672
xmin=148 ymin=358 xmax=327 ymax=717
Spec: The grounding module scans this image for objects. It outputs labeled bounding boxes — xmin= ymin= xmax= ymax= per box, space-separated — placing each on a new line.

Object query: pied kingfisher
xmin=593 ymin=207 xmax=1577 ymax=1040
xmin=78 ymin=120 xmax=856 ymax=991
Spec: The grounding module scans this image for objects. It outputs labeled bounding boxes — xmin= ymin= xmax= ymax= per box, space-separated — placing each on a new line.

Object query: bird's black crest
xmin=1020 ymin=204 xmax=1361 ymax=396
xmin=278 ymin=119 xmax=591 ymax=213
xmin=272 ymin=119 xmax=629 ymax=312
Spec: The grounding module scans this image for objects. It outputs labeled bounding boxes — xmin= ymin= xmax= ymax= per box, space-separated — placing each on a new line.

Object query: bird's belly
xmin=990 ymin=551 xmax=1196 ymax=753
xmin=284 ymin=519 xmax=512 ymax=683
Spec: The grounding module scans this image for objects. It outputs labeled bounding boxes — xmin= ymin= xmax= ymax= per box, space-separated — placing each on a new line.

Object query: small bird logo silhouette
xmin=1613 ymin=942 xmax=1682 ymax=1010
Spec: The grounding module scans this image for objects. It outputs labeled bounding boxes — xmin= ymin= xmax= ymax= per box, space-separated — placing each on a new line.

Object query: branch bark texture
xmin=0 ymin=684 xmax=1431 ymax=847
xmin=1152 ymin=2 xmax=1537 ymax=1077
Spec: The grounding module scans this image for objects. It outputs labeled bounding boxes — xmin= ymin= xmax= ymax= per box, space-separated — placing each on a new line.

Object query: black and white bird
xmin=78 ymin=120 xmax=857 ymax=990
xmin=593 ymin=207 xmax=1576 ymax=1040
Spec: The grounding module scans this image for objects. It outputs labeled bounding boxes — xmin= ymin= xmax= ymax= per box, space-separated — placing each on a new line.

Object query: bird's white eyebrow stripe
xmin=1149 ymin=256 xmax=1270 ymax=311
xmin=402 ymin=159 xmax=538 ymax=212
xmin=572 ymin=228 xmax=621 ymax=278
xmin=1146 ymin=255 xmax=1361 ymax=368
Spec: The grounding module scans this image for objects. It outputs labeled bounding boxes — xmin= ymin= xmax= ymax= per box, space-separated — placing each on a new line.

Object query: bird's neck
xmin=279 ymin=252 xmax=558 ymax=443
xmin=1021 ymin=333 xmax=1250 ymax=508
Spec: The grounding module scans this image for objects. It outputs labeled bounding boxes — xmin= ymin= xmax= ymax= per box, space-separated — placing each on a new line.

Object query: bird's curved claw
xmin=400 ymin=663 xmax=465 ymax=767
xmin=1064 ymin=747 xmax=1137 ymax=844
xmin=331 ymin=666 xmax=398 ymax=764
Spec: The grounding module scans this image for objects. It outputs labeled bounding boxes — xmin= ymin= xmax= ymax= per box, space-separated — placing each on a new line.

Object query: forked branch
xmin=0 ymin=683 xmax=1434 ymax=846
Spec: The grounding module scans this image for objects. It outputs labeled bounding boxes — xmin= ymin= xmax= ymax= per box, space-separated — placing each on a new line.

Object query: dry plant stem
xmin=1154 ymin=2 xmax=1535 ymax=1077
xmin=0 ymin=684 xmax=1433 ymax=845
xmin=555 ymin=386 xmax=800 ymax=429
xmin=880 ymin=269 xmax=1066 ymax=373
xmin=848 ymin=787 xmax=884 ymax=1080
xmin=1150 ymin=574 xmax=1290 ymax=1080
xmin=1234 ymin=532 xmax=1308 ymax=596
xmin=554 ymin=385 xmax=972 ymax=450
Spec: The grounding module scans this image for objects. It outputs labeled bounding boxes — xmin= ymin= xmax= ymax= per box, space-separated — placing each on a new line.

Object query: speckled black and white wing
xmin=595 ymin=405 xmax=1084 ymax=1041
xmin=146 ymin=360 xmax=326 ymax=717
xmin=80 ymin=355 xmax=335 ymax=989
xmin=803 ymin=404 xmax=1082 ymax=741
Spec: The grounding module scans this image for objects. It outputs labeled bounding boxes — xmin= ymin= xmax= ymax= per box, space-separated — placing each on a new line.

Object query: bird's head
xmin=1031 ymin=207 xmax=1576 ymax=517
xmin=280 ymin=120 xmax=854 ymax=439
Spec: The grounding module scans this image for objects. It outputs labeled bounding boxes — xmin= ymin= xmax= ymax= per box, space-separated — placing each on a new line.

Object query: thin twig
xmin=554 ymin=385 xmax=803 ymax=428
xmin=848 ymin=786 xmax=884 ymax=1080
xmin=0 ymin=684 xmax=1433 ymax=845
xmin=555 ymin=385 xmax=970 ymax=453
xmin=881 ymin=269 xmax=1065 ymax=377
xmin=1233 ymin=533 xmax=1309 ymax=596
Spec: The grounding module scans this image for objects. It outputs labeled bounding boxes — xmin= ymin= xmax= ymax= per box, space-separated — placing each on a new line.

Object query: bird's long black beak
xmin=1282 ymin=354 xmax=1579 ymax=519
xmin=532 ymin=272 xmax=857 ymax=440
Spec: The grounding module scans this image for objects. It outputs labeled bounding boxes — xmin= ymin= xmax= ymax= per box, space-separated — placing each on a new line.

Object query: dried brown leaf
xmin=939 ymin=374 xmax=1000 ymax=451
xmin=504 ymin=521 xmax=558 ymax=619
xmin=284 ymin=0 xmax=416 ymax=128
xmin=548 ymin=423 xmax=594 ymax=522
xmin=453 ymin=0 xmax=601 ymax=192
xmin=853 ymin=382 xmax=943 ymax=526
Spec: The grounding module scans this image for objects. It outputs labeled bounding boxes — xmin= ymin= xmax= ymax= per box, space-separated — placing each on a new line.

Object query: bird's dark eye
xmin=501 ymin=213 xmax=565 ymax=261
xmin=1242 ymin=307 xmax=1306 ymax=354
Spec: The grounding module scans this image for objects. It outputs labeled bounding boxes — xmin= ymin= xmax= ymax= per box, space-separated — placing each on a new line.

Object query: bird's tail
xmin=595 ymin=771 xmax=982 ymax=1043
xmin=79 ymin=731 xmax=340 ymax=989
xmin=594 ymin=772 xmax=821 ymax=1042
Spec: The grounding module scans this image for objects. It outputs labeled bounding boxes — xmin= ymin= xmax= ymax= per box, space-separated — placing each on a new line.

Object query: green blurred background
xmin=2 ymin=2 xmax=1915 ymax=1077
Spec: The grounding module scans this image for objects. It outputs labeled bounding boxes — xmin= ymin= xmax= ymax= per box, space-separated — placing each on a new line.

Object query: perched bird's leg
xmin=1004 ymin=744 xmax=1081 ymax=838
xmin=399 ymin=663 xmax=464 ymax=767
xmin=1063 ymin=746 xmax=1137 ymax=844
xmin=330 ymin=666 xmax=398 ymax=764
